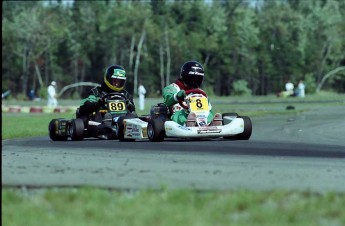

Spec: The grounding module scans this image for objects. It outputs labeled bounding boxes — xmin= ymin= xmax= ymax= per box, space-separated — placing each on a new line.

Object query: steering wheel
xmin=178 ymin=88 xmax=208 ymax=110
xmin=102 ymin=92 xmax=127 ymax=102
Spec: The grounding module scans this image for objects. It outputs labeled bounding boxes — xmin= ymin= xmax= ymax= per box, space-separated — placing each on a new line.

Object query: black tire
xmin=70 ymin=118 xmax=85 ymax=141
xmin=224 ymin=116 xmax=252 ymax=140
xmin=117 ymin=115 xmax=136 ymax=142
xmin=147 ymin=117 xmax=165 ymax=142
xmin=286 ymin=105 xmax=295 ymax=110
xmin=49 ymin=119 xmax=68 ymax=141
xmin=222 ymin=113 xmax=239 ymax=125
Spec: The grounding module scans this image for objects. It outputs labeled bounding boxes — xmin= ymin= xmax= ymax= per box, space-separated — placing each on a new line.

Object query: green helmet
xmin=104 ymin=65 xmax=126 ymax=92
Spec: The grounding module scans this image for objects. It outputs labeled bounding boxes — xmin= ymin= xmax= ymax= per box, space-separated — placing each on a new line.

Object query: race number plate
xmin=189 ymin=97 xmax=209 ymax=112
xmin=107 ymin=101 xmax=126 ymax=113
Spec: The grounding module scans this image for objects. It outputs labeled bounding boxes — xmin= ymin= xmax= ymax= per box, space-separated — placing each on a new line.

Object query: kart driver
xmin=163 ymin=60 xmax=222 ymax=127
xmin=77 ymin=65 xmax=136 ymax=127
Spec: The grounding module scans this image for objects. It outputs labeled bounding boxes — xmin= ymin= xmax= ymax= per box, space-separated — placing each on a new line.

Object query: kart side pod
xmin=122 ymin=118 xmax=148 ymax=140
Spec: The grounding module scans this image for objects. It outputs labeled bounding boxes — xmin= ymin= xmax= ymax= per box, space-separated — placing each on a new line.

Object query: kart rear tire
xmin=49 ymin=119 xmax=68 ymax=141
xmin=70 ymin=118 xmax=84 ymax=141
xmin=117 ymin=115 xmax=136 ymax=142
xmin=223 ymin=116 xmax=252 ymax=140
xmin=147 ymin=118 xmax=165 ymax=142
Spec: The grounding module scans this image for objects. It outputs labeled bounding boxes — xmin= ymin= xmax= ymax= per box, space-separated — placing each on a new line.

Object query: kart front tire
xmin=224 ymin=116 xmax=252 ymax=140
xmin=49 ymin=119 xmax=68 ymax=141
xmin=147 ymin=118 xmax=165 ymax=142
xmin=70 ymin=118 xmax=84 ymax=141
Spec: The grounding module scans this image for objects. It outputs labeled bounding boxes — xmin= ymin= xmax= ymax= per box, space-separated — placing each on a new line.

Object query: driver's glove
xmin=176 ymin=90 xmax=186 ymax=101
xmin=125 ymin=99 xmax=136 ymax=112
xmin=97 ymin=98 xmax=105 ymax=108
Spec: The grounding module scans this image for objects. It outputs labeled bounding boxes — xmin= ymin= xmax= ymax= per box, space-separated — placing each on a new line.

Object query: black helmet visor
xmin=110 ymin=77 xmax=126 ymax=88
xmin=186 ymin=74 xmax=203 ymax=88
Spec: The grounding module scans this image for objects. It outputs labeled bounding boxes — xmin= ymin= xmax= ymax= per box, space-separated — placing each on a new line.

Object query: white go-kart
xmin=122 ymin=88 xmax=252 ymax=142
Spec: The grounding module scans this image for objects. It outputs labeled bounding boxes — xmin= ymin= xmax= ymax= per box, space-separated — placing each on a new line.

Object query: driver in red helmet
xmin=163 ymin=60 xmax=221 ymax=127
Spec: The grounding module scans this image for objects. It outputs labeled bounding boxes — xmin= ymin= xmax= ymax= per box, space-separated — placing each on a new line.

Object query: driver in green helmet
xmin=77 ymin=65 xmax=136 ymax=126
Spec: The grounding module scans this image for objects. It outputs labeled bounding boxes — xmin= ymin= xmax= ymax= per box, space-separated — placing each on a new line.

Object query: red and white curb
xmin=2 ymin=105 xmax=78 ymax=113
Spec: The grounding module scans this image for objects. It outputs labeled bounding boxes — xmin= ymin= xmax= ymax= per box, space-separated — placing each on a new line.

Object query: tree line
xmin=2 ymin=0 xmax=345 ymax=99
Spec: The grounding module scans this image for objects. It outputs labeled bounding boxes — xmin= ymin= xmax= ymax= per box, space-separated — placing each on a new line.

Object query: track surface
xmin=2 ymin=106 xmax=345 ymax=192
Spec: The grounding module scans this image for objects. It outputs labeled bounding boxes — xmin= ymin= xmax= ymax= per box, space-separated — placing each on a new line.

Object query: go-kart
xmin=48 ymin=92 xmax=147 ymax=141
xmin=145 ymin=89 xmax=252 ymax=142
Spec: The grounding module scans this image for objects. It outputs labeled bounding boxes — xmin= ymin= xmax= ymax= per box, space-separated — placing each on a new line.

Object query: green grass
xmin=2 ymin=112 xmax=74 ymax=140
xmin=2 ymin=187 xmax=345 ymax=226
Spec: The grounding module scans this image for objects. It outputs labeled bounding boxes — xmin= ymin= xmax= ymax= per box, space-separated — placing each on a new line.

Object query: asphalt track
xmin=2 ymin=105 xmax=345 ymax=192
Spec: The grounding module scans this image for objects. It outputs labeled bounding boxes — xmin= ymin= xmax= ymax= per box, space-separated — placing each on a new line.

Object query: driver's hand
xmin=97 ymin=97 xmax=105 ymax=107
xmin=176 ymin=90 xmax=186 ymax=101
xmin=127 ymin=101 xmax=136 ymax=112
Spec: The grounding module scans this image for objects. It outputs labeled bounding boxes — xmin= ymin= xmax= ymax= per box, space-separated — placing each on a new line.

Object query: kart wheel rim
xmin=69 ymin=124 xmax=74 ymax=136
xmin=147 ymin=124 xmax=154 ymax=139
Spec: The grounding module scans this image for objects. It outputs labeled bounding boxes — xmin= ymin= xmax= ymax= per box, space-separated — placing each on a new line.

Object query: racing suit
xmin=78 ymin=86 xmax=136 ymax=125
xmin=163 ymin=79 xmax=215 ymax=126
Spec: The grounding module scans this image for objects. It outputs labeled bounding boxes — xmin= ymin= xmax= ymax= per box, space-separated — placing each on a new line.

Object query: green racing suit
xmin=163 ymin=79 xmax=215 ymax=126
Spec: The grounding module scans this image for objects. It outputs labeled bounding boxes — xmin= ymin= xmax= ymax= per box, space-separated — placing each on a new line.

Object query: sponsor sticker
xmin=197 ymin=127 xmax=222 ymax=134
xmin=112 ymin=69 xmax=126 ymax=78
xmin=198 ymin=121 xmax=207 ymax=127
xmin=132 ymin=125 xmax=140 ymax=133
xmin=178 ymin=125 xmax=192 ymax=131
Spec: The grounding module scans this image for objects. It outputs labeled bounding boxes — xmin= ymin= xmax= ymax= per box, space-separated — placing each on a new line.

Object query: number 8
xmin=196 ymin=99 xmax=202 ymax=108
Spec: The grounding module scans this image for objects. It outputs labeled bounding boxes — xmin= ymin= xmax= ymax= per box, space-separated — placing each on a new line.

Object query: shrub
xmin=304 ymin=73 xmax=317 ymax=94
xmin=38 ymin=87 xmax=47 ymax=99
xmin=15 ymin=93 xmax=28 ymax=101
xmin=203 ymin=85 xmax=215 ymax=97
xmin=231 ymin=79 xmax=252 ymax=96
xmin=71 ymin=91 xmax=81 ymax=100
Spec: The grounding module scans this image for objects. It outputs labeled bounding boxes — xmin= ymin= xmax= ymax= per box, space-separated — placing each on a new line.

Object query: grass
xmin=2 ymin=112 xmax=74 ymax=140
xmin=2 ymin=188 xmax=345 ymax=226
xmin=2 ymin=92 xmax=345 ymax=226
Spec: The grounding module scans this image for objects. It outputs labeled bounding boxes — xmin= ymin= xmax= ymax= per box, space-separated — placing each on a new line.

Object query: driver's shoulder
xmin=89 ymin=86 xmax=103 ymax=97
xmin=163 ymin=83 xmax=179 ymax=93
xmin=81 ymin=94 xmax=98 ymax=104
xmin=121 ymin=89 xmax=134 ymax=99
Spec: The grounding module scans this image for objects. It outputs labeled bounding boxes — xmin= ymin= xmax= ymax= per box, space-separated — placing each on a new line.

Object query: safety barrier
xmin=2 ymin=105 xmax=78 ymax=113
